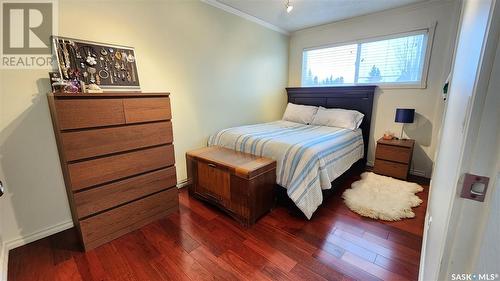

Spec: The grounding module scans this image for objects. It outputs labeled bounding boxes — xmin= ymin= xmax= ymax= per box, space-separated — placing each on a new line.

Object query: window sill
xmin=301 ymin=82 xmax=427 ymax=90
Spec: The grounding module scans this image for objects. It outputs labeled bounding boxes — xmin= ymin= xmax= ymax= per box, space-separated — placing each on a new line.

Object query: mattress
xmin=208 ymin=120 xmax=364 ymax=219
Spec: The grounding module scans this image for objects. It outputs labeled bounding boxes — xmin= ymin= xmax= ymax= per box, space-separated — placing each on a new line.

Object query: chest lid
xmin=187 ymin=146 xmax=276 ymax=179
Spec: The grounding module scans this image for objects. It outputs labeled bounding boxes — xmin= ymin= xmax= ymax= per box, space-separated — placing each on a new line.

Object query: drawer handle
xmin=208 ymin=163 xmax=216 ymax=168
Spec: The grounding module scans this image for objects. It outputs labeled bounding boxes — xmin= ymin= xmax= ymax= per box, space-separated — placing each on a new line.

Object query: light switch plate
xmin=460 ymin=173 xmax=489 ymax=202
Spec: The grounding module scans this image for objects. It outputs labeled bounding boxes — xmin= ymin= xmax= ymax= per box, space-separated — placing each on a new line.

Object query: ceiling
xmin=215 ymin=0 xmax=427 ymax=33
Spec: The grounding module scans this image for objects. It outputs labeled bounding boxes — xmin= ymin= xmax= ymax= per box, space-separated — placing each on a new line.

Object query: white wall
xmin=0 ymin=170 xmax=4 ymax=281
xmin=0 ymin=0 xmax=288 ymax=256
xmin=420 ymin=0 xmax=499 ymax=279
xmin=288 ymin=1 xmax=460 ymax=177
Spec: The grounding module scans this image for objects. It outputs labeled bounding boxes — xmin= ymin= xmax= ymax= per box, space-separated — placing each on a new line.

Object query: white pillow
xmin=311 ymin=107 xmax=364 ymax=130
xmin=282 ymin=103 xmax=318 ymax=125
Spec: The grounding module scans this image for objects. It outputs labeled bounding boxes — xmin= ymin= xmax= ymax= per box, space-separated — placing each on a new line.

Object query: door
xmin=420 ymin=0 xmax=500 ymax=280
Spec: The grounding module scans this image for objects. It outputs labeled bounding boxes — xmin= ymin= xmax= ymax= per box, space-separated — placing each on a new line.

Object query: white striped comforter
xmin=208 ymin=121 xmax=364 ymax=219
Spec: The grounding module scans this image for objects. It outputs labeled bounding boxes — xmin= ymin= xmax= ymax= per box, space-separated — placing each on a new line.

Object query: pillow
xmin=311 ymin=107 xmax=364 ymax=130
xmin=282 ymin=103 xmax=318 ymax=125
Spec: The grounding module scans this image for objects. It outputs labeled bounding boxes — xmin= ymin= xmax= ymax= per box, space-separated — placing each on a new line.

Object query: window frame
xmin=301 ymin=25 xmax=436 ymax=89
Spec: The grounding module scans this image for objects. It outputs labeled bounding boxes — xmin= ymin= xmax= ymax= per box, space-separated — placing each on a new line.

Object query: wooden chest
xmin=47 ymin=92 xmax=178 ymax=250
xmin=373 ymin=138 xmax=415 ymax=180
xmin=186 ymin=146 xmax=276 ymax=225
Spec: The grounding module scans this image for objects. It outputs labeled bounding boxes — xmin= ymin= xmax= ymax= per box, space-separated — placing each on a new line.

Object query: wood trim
xmin=200 ymin=0 xmax=289 ymax=35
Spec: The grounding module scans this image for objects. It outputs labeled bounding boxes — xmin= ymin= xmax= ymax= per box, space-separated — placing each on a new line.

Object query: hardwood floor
xmin=8 ymin=173 xmax=429 ymax=281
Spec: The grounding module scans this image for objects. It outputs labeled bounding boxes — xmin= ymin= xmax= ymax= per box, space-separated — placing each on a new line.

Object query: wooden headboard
xmin=286 ymin=86 xmax=376 ymax=163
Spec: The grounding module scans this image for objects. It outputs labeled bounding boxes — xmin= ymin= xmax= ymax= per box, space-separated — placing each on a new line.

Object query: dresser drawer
xmin=375 ymin=144 xmax=412 ymax=164
xmin=55 ymin=99 xmax=126 ymax=130
xmin=74 ymin=166 xmax=177 ymax=218
xmin=62 ymin=121 xmax=173 ymax=161
xmin=123 ymin=97 xmax=171 ymax=124
xmin=79 ymin=187 xmax=178 ymax=250
xmin=196 ymin=161 xmax=231 ymax=203
xmin=373 ymin=159 xmax=409 ymax=179
xmin=69 ymin=145 xmax=175 ymax=191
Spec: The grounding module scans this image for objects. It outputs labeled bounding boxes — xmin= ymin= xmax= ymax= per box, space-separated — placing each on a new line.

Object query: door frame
xmin=419 ymin=0 xmax=500 ymax=279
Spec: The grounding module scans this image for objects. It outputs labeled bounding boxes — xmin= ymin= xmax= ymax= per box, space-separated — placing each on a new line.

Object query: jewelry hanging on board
xmin=127 ymin=51 xmax=135 ymax=63
xmin=53 ymin=37 xmax=139 ymax=89
xmin=87 ymin=67 xmax=97 ymax=84
xmin=131 ymin=64 xmax=136 ymax=82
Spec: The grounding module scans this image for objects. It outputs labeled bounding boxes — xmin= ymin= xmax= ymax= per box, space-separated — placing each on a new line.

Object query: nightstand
xmin=373 ymin=138 xmax=415 ymax=180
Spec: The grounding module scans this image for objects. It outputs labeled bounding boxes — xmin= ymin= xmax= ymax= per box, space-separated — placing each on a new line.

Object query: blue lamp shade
xmin=395 ymin=108 xmax=415 ymax=123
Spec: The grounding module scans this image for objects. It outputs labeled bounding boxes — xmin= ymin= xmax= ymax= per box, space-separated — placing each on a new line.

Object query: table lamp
xmin=395 ymin=108 xmax=415 ymax=140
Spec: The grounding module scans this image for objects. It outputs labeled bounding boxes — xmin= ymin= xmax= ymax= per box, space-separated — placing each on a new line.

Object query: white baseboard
xmin=4 ymin=220 xmax=74 ymax=251
xmin=0 ymin=220 xmax=74 ymax=281
xmin=409 ymin=168 xmax=428 ymax=178
xmin=176 ymin=178 xmax=191 ymax=189
xmin=1 ymin=241 xmax=6 ymax=281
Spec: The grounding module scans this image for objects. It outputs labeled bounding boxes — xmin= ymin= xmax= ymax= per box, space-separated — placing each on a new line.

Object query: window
xmin=301 ymin=29 xmax=432 ymax=88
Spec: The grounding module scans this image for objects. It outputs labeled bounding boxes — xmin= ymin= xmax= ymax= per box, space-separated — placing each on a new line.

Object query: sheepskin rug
xmin=342 ymin=172 xmax=423 ymax=221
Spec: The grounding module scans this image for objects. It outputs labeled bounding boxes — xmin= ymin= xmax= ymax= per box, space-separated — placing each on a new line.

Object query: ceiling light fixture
xmin=286 ymin=0 xmax=293 ymax=13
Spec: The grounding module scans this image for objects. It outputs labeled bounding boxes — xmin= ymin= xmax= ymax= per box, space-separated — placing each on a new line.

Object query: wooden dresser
xmin=47 ymin=92 xmax=178 ymax=250
xmin=373 ymin=138 xmax=415 ymax=180
xmin=186 ymin=146 xmax=276 ymax=225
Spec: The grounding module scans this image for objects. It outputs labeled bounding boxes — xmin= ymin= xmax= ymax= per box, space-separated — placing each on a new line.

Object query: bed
xmin=208 ymin=86 xmax=376 ymax=219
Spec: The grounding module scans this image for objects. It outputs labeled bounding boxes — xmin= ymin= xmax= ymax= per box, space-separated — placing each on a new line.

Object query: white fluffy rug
xmin=342 ymin=172 xmax=423 ymax=221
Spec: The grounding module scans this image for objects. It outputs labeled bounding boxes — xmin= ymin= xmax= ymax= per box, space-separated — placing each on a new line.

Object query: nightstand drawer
xmin=373 ymin=159 xmax=409 ymax=179
xmin=375 ymin=144 xmax=412 ymax=164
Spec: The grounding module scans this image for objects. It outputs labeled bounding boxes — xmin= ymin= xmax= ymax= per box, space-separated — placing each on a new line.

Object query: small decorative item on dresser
xmin=383 ymin=130 xmax=395 ymax=140
xmin=186 ymin=146 xmax=276 ymax=226
xmin=373 ymin=137 xmax=415 ymax=180
xmin=49 ymin=72 xmax=62 ymax=91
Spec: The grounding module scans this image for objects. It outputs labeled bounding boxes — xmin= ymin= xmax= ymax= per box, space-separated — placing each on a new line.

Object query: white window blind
xmin=302 ymin=30 xmax=430 ymax=87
